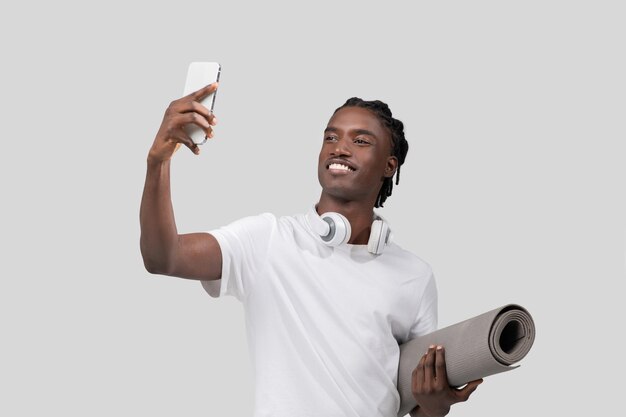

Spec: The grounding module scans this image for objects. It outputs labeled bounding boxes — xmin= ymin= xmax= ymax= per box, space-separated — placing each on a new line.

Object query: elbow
xmin=140 ymin=242 xmax=173 ymax=276
xmin=143 ymin=259 xmax=163 ymax=275
xmin=141 ymin=247 xmax=175 ymax=274
xmin=142 ymin=257 xmax=174 ymax=276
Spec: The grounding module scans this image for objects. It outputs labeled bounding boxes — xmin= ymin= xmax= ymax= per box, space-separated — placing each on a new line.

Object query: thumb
xmin=455 ymin=378 xmax=483 ymax=402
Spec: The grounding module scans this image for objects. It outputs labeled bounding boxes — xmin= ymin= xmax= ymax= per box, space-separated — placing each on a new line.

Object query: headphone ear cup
xmin=368 ymin=219 xmax=390 ymax=255
xmin=319 ymin=212 xmax=351 ymax=246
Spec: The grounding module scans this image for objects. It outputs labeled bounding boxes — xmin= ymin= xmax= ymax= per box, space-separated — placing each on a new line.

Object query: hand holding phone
xmin=183 ymin=62 xmax=221 ymax=145
xmin=148 ymin=63 xmax=220 ymax=163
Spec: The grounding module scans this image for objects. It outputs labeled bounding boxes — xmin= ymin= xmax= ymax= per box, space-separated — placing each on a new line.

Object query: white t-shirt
xmin=201 ymin=207 xmax=438 ymax=417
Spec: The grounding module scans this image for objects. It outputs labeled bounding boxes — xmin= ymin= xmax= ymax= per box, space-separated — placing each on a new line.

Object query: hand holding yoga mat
xmin=396 ymin=304 xmax=535 ymax=417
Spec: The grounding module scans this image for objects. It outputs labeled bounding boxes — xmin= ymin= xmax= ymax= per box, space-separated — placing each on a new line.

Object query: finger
xmin=423 ymin=345 xmax=436 ymax=386
xmin=170 ymin=100 xmax=214 ymax=124
xmin=434 ymin=345 xmax=449 ymax=388
xmin=169 ymin=129 xmax=200 ymax=155
xmin=412 ymin=352 xmax=427 ymax=390
xmin=454 ymin=379 xmax=483 ymax=402
xmin=177 ymin=101 xmax=218 ymax=126
xmin=168 ymin=97 xmax=219 ymax=128
xmin=173 ymin=113 xmax=213 ymax=137
xmin=190 ymin=82 xmax=219 ymax=101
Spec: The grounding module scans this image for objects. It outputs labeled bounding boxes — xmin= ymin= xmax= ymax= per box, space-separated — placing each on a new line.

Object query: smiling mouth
xmin=327 ymin=163 xmax=355 ymax=172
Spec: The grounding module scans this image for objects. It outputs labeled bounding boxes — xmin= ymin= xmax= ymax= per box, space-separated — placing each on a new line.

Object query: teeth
xmin=328 ymin=163 xmax=352 ymax=171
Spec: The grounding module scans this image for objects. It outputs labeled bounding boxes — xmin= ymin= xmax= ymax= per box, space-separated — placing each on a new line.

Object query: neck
xmin=316 ymin=194 xmax=376 ymax=245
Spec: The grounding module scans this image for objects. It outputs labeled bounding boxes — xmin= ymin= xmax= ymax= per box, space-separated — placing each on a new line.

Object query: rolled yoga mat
xmin=396 ymin=304 xmax=535 ymax=417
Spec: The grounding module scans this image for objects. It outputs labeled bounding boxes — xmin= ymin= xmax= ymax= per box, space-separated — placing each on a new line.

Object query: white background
xmin=1 ymin=1 xmax=624 ymax=416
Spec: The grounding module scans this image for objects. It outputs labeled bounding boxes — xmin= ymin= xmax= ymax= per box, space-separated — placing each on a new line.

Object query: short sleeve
xmin=200 ymin=213 xmax=275 ymax=301
xmin=407 ymin=270 xmax=438 ymax=339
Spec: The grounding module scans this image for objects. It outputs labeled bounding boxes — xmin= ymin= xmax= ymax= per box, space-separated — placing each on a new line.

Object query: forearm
xmin=139 ymin=158 xmax=178 ymax=273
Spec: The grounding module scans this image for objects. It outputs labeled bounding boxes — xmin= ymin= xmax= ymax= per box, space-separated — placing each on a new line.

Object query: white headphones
xmin=306 ymin=207 xmax=392 ymax=255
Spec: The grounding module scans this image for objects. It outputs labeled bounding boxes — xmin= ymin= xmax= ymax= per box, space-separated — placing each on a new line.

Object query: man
xmin=140 ymin=83 xmax=481 ymax=416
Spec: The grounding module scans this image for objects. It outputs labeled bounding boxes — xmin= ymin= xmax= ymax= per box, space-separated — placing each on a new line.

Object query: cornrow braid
xmin=334 ymin=97 xmax=409 ymax=207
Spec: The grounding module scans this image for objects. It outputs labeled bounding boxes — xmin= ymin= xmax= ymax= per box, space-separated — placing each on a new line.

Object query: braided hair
xmin=334 ymin=97 xmax=409 ymax=207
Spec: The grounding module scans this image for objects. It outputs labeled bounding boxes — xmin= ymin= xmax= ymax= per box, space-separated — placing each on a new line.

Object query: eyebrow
xmin=324 ymin=126 xmax=379 ymax=139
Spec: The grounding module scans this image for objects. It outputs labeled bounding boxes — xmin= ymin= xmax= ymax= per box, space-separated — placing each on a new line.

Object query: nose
xmin=330 ymin=137 xmax=352 ymax=157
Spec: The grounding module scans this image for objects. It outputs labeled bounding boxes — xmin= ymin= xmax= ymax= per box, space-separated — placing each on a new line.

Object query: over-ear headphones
xmin=306 ymin=207 xmax=392 ymax=255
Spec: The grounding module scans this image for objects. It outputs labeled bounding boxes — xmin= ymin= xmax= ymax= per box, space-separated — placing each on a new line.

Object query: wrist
xmin=411 ymin=405 xmax=449 ymax=417
xmin=409 ymin=406 xmax=428 ymax=417
xmin=147 ymin=154 xmax=171 ymax=169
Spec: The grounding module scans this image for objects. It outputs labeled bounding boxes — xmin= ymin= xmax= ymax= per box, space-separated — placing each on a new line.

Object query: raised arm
xmin=139 ymin=83 xmax=222 ymax=281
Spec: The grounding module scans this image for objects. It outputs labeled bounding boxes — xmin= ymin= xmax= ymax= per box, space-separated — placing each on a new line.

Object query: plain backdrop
xmin=1 ymin=1 xmax=624 ymax=416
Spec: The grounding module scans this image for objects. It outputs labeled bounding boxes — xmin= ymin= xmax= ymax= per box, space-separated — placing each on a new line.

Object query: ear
xmin=384 ymin=156 xmax=398 ymax=179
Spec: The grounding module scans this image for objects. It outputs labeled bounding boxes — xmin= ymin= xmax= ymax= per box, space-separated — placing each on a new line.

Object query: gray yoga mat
xmin=396 ymin=304 xmax=535 ymax=417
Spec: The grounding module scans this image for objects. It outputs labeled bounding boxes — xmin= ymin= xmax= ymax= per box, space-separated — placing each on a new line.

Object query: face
xmin=317 ymin=106 xmax=398 ymax=204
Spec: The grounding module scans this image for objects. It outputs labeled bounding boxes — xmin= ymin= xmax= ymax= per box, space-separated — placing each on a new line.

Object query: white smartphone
xmin=183 ymin=62 xmax=221 ymax=145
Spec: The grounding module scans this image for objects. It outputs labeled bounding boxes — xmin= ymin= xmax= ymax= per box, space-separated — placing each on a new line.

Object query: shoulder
xmin=383 ymin=242 xmax=433 ymax=279
xmin=210 ymin=212 xmax=279 ymax=239
xmin=217 ymin=212 xmax=310 ymax=240
xmin=226 ymin=212 xmax=275 ymax=227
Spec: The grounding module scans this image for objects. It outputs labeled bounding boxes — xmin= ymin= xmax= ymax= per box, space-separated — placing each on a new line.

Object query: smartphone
xmin=183 ymin=62 xmax=221 ymax=145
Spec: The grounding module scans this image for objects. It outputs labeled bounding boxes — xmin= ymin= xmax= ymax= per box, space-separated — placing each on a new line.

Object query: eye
xmin=324 ymin=135 xmax=338 ymax=142
xmin=354 ymin=137 xmax=370 ymax=145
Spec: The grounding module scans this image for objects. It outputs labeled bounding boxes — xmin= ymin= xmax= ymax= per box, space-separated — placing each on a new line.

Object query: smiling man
xmin=140 ymin=84 xmax=480 ymax=417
